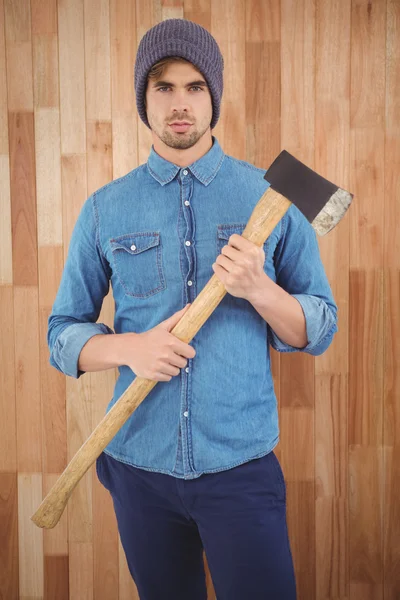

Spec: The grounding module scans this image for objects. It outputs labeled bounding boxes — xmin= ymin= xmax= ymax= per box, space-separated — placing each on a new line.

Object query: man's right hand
xmin=120 ymin=304 xmax=196 ymax=381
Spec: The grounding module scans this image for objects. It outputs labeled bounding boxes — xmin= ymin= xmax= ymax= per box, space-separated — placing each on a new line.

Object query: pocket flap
xmin=217 ymin=223 xmax=247 ymax=241
xmin=109 ymin=232 xmax=160 ymax=255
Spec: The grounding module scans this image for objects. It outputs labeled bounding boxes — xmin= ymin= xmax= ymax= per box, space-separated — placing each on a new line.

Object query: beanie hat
xmin=134 ymin=18 xmax=224 ymax=130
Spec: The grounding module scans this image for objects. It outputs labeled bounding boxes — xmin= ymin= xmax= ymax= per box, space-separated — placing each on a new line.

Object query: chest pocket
xmin=109 ymin=232 xmax=166 ymax=298
xmin=216 ymin=223 xmax=270 ymax=266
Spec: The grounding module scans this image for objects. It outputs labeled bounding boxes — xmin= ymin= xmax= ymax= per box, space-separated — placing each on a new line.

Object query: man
xmin=48 ymin=18 xmax=338 ymax=600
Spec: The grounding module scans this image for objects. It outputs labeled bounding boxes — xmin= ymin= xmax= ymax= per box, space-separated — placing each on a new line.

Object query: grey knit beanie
xmin=134 ymin=18 xmax=224 ymax=130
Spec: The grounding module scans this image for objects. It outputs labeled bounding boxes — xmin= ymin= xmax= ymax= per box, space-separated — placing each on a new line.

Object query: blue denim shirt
xmin=48 ymin=135 xmax=338 ymax=480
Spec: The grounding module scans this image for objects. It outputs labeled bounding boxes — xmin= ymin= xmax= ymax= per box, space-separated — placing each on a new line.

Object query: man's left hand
xmin=212 ymin=234 xmax=267 ymax=302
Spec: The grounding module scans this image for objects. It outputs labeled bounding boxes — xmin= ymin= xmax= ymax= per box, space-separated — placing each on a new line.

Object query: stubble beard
xmin=148 ymin=112 xmax=210 ymax=150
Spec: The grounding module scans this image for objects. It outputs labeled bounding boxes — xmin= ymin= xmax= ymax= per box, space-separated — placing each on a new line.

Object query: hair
xmin=144 ymin=56 xmax=204 ymax=108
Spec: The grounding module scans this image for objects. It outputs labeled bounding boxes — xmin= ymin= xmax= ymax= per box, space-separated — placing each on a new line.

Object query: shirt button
xmin=185 ymin=367 xmax=189 ymax=373
xmin=183 ymin=170 xmax=188 ymax=175
xmin=185 ymin=240 xmax=191 ymax=246
xmin=187 ymin=280 xmax=193 ymax=286
xmin=130 ymin=244 xmax=136 ymax=251
xmin=184 ymin=200 xmax=190 ymax=206
xmin=183 ymin=411 xmax=189 ymax=417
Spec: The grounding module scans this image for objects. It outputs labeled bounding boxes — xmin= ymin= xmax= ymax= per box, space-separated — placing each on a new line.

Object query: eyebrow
xmin=151 ymin=79 xmax=208 ymax=88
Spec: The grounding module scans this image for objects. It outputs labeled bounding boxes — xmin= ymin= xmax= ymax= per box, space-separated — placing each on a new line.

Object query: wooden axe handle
xmin=31 ymin=188 xmax=291 ymax=529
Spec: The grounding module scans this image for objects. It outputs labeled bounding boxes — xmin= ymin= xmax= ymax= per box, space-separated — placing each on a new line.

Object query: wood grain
xmin=92 ymin=466 xmax=119 ymax=600
xmin=14 ymin=287 xmax=41 ymax=473
xmin=84 ymin=0 xmax=111 ymax=123
xmin=39 ymin=246 xmax=66 ymax=475
xmin=9 ymin=113 xmax=38 ymax=287
xmin=69 ymin=542 xmax=93 ymax=599
xmin=279 ymin=1 xmax=316 ymax=594
xmin=4 ymin=0 xmax=33 ymax=112
xmin=0 ymin=473 xmax=19 ymax=600
xmin=58 ymin=0 xmax=86 ymax=154
xmin=312 ymin=2 xmax=352 ymax=597
xmin=110 ymin=0 xmax=138 ymax=178
xmin=213 ymin=0 xmax=246 ymax=158
xmin=66 ymin=374 xmax=93 ymax=543
xmin=18 ymin=473 xmax=43 ymax=598
xmin=35 ymin=108 xmax=62 ymax=246
xmin=44 ymin=555 xmax=69 ymax=600
xmin=384 ymin=2 xmax=400 ymax=598
xmin=0 ymin=286 xmax=16 ymax=472
xmin=0 ymin=0 xmax=398 ymax=597
xmin=31 ymin=0 xmax=57 ymax=35
xmin=32 ymin=34 xmax=59 ymax=108
xmin=43 ymin=474 xmax=68 ymax=556
xmin=0 ymin=0 xmax=9 ymax=155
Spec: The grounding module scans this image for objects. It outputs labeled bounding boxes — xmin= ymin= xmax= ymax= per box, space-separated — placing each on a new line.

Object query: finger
xmin=228 ymin=233 xmax=248 ymax=248
xmin=221 ymin=244 xmax=241 ymax=259
xmin=212 ymin=262 xmax=226 ymax=280
xmin=173 ymin=340 xmax=196 ymax=358
xmin=154 ymin=372 xmax=172 ymax=381
xmin=169 ymin=354 xmax=188 ymax=369
xmin=214 ymin=255 xmax=232 ymax=272
xmin=161 ymin=363 xmax=181 ymax=377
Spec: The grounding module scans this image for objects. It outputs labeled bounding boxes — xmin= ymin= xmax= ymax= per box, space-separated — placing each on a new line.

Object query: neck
xmin=151 ymin=131 xmax=213 ymax=167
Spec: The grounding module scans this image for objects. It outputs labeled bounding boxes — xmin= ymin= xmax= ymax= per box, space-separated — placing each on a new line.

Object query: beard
xmin=147 ymin=112 xmax=211 ymax=150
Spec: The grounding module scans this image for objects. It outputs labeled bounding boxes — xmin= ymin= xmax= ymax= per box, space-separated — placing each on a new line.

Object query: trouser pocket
xmin=269 ymin=450 xmax=287 ymax=501
xmin=96 ymin=452 xmax=110 ymax=491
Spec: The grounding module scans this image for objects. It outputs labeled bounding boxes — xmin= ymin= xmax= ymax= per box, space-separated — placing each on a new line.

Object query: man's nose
xmin=170 ymin=91 xmax=191 ymax=112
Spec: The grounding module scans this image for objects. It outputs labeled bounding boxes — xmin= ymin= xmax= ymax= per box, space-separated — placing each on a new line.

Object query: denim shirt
xmin=48 ymin=135 xmax=338 ymax=480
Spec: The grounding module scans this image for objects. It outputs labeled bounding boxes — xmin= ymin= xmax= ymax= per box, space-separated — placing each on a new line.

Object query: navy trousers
xmin=96 ymin=449 xmax=297 ymax=600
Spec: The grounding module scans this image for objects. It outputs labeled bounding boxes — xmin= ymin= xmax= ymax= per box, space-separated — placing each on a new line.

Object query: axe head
xmin=264 ymin=151 xmax=353 ymax=235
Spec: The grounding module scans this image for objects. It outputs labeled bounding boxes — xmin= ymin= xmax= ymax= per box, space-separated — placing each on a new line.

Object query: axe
xmin=31 ymin=150 xmax=353 ymax=529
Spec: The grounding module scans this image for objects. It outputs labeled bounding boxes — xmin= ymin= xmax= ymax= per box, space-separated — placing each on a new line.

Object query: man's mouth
xmin=169 ymin=122 xmax=193 ymax=133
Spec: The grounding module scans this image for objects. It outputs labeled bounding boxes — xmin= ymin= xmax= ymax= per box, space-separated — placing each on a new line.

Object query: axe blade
xmin=264 ymin=150 xmax=353 ymax=236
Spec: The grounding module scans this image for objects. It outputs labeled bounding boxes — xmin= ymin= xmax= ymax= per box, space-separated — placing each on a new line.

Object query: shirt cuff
xmin=268 ymin=294 xmax=337 ymax=356
xmin=50 ymin=322 xmax=114 ymax=379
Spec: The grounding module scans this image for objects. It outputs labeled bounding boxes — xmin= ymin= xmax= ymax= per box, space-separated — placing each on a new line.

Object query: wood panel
xmin=0 ymin=286 xmax=17 ymax=473
xmin=18 ymin=474 xmax=43 ymax=599
xmin=384 ymin=1 xmax=400 ymax=599
xmin=9 ymin=113 xmax=38 ymax=287
xmin=280 ymin=1 xmax=316 ymax=596
xmin=314 ymin=4 xmax=351 ymax=597
xmin=0 ymin=473 xmax=18 ymax=600
xmin=110 ymin=0 xmax=138 ymax=178
xmin=349 ymin=1 xmax=386 ymax=599
xmin=58 ymin=0 xmax=86 ymax=154
xmin=14 ymin=286 xmax=42 ymax=473
xmin=0 ymin=0 xmax=398 ymax=598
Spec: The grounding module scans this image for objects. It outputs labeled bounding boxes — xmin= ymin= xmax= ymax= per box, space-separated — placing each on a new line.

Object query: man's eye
xmin=157 ymin=86 xmax=204 ymax=92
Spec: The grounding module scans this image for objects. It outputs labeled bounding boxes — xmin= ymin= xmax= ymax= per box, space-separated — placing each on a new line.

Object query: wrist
xmin=247 ymin=272 xmax=278 ymax=308
xmin=114 ymin=332 xmax=139 ymax=367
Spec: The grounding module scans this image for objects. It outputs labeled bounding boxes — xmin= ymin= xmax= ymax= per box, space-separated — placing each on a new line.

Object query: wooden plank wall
xmin=0 ymin=0 xmax=398 ymax=598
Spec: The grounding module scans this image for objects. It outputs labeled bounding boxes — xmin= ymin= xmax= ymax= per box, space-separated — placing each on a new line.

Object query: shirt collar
xmin=146 ymin=135 xmax=225 ymax=187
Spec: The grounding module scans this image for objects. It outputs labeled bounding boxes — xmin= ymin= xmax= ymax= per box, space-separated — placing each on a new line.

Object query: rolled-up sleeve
xmin=268 ymin=205 xmax=338 ymax=356
xmin=47 ymin=194 xmax=114 ymax=378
